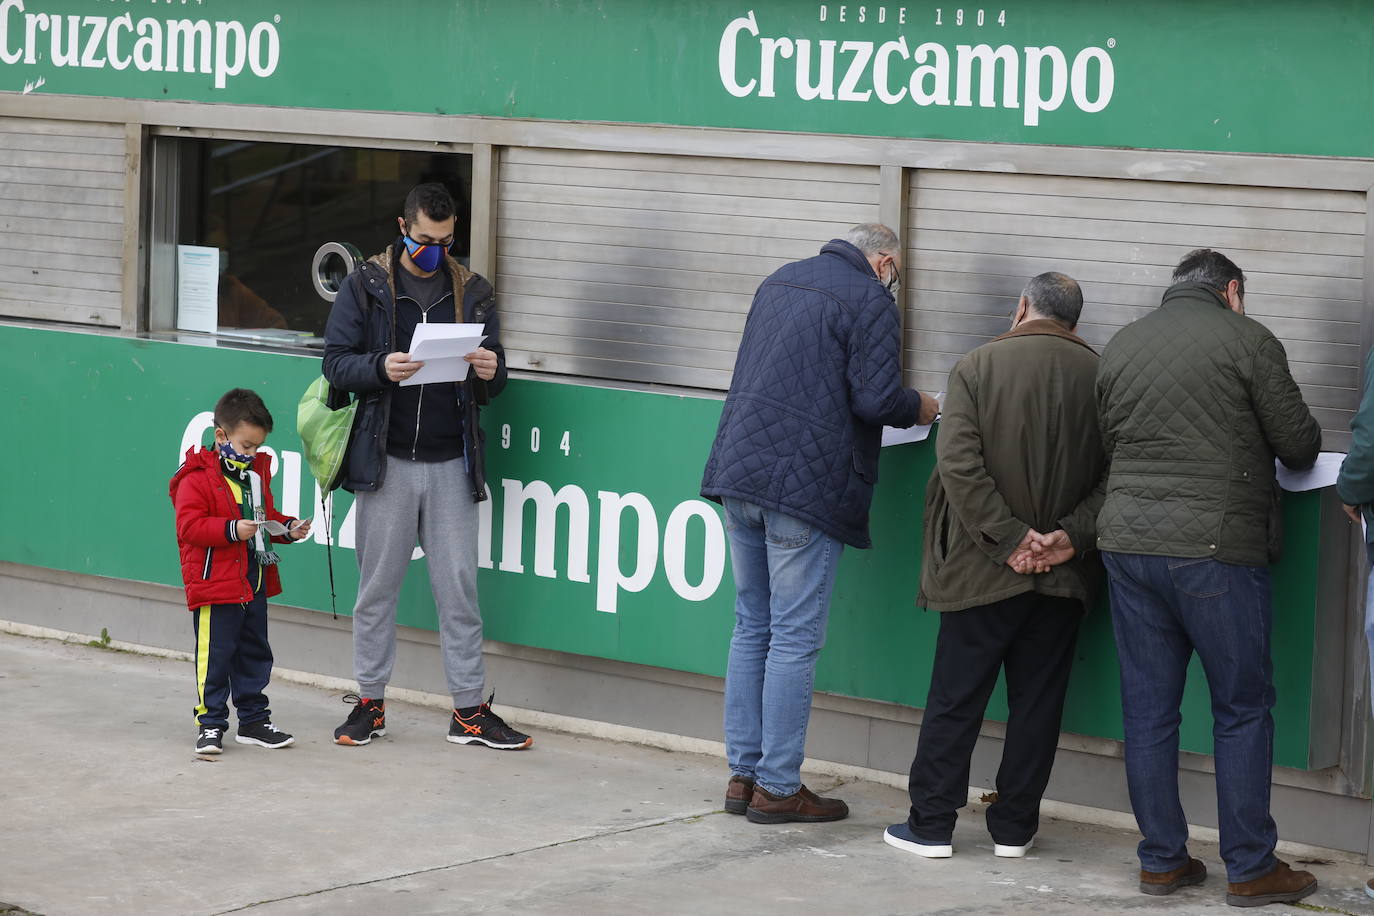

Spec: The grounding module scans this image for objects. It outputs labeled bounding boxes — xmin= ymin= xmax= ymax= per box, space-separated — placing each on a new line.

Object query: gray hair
xmin=843 ymin=223 xmax=900 ymax=257
xmin=1022 ymin=272 xmax=1084 ymax=328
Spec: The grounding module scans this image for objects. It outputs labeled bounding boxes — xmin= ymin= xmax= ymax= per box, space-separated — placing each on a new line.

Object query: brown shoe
xmin=1225 ymin=860 xmax=1317 ymax=907
xmin=1140 ymin=857 xmax=1207 ymax=895
xmin=745 ymin=784 xmax=848 ymax=824
xmin=724 ymin=775 xmax=755 ymax=815
xmin=1366 ymin=877 xmax=1373 ymax=900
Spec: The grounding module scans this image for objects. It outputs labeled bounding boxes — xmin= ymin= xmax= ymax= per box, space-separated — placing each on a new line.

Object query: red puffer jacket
xmin=169 ymin=446 xmax=300 ymax=610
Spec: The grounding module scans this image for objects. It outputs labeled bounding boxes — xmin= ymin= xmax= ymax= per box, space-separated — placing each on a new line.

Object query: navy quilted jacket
xmin=701 ymin=239 xmax=924 ymax=548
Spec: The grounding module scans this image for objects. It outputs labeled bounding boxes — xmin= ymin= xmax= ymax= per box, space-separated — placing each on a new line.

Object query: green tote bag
xmin=297 ymin=375 xmax=355 ymax=493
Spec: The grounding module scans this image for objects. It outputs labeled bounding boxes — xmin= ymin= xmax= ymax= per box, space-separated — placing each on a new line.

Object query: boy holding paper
xmin=170 ymin=388 xmax=311 ymax=754
xmin=322 ymin=182 xmax=530 ymax=750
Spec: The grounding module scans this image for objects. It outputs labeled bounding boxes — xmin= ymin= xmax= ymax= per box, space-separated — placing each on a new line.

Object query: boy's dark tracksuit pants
xmin=192 ymin=563 xmax=273 ymax=729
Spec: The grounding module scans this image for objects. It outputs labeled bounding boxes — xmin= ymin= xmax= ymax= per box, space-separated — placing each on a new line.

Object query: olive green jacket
xmin=1095 ymin=282 xmax=1321 ymax=565
xmin=918 ymin=320 xmax=1107 ymax=613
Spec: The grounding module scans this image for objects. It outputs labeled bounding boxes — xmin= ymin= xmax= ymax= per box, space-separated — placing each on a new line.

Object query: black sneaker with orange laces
xmin=447 ymin=692 xmax=532 ymax=750
xmin=334 ymin=693 xmax=386 ymax=746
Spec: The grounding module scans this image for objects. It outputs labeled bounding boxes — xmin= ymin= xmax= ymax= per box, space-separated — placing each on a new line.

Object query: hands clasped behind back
xmin=1005 ymin=528 xmax=1077 ymax=575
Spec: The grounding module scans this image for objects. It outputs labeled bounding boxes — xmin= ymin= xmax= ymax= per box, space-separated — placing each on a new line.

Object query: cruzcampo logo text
xmin=0 ymin=0 xmax=281 ymax=89
xmin=718 ymin=8 xmax=1115 ymax=127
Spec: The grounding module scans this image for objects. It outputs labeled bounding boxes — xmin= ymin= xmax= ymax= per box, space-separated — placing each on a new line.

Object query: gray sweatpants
xmin=352 ymin=456 xmax=486 ymax=709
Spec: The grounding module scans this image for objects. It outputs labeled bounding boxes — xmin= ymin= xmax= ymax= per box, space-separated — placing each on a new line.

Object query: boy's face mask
xmin=217 ymin=440 xmax=254 ymax=467
xmin=401 ymin=233 xmax=451 ymax=273
xmin=214 ymin=424 xmax=263 ymax=468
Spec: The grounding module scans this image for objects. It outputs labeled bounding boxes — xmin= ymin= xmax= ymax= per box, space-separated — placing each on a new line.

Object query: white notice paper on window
xmin=1275 ymin=451 xmax=1346 ymax=492
xmin=401 ymin=322 xmax=488 ymax=386
xmin=175 ymin=244 xmax=219 ymax=333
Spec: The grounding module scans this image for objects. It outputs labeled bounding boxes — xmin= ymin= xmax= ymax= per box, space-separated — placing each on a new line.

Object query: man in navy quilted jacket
xmin=701 ymin=223 xmax=938 ymax=824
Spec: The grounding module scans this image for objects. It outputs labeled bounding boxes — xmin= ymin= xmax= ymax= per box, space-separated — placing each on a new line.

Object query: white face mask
xmin=884 ymin=262 xmax=900 ymax=294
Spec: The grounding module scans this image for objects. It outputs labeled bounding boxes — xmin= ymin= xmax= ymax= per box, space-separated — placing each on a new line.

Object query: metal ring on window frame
xmin=311 ymin=241 xmax=363 ymax=302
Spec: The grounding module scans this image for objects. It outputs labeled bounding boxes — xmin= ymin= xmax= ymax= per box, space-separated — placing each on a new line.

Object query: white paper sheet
xmin=175 ymin=245 xmax=219 ymax=333
xmin=401 ymin=322 xmax=487 ymax=386
xmin=1275 ymin=451 xmax=1346 ymax=492
xmin=881 ymin=392 xmax=943 ymax=447
xmin=881 ymin=423 xmax=934 ymax=447
xmin=257 ymin=519 xmax=307 ymax=537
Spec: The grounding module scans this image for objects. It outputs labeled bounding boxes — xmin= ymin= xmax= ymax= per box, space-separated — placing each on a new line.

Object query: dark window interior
xmin=175 ymin=140 xmax=471 ymax=340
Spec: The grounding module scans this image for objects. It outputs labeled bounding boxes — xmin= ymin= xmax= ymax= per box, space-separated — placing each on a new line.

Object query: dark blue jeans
xmin=1102 ymin=551 xmax=1277 ymax=883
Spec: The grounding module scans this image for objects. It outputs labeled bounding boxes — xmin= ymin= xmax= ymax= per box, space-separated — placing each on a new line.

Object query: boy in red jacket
xmin=170 ymin=389 xmax=312 ymax=755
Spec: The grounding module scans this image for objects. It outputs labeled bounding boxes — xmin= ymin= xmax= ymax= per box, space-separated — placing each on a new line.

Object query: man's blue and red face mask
xmin=401 ymin=235 xmax=452 ymax=272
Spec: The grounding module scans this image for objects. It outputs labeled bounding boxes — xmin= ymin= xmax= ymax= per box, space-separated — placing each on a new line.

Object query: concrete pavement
xmin=1 ymin=629 xmax=1371 ymax=916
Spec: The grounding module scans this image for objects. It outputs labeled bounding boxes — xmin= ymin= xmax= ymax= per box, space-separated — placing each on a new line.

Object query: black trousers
xmin=191 ymin=578 xmax=273 ymax=729
xmin=906 ymin=591 xmax=1083 ymax=845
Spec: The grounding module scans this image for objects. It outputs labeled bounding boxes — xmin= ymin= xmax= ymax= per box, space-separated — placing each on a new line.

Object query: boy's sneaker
xmin=334 ymin=693 xmax=385 ymax=746
xmin=447 ymin=692 xmax=532 ymax=750
xmin=236 ymin=720 xmax=294 ymax=749
xmin=195 ymin=726 xmax=224 ymax=755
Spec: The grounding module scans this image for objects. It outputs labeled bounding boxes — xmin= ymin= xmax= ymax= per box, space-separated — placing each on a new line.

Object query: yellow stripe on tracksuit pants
xmin=193 ymin=605 xmax=212 ymax=720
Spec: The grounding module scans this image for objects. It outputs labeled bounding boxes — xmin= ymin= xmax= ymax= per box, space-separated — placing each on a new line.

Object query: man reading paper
xmin=322 ymin=182 xmax=532 ymax=751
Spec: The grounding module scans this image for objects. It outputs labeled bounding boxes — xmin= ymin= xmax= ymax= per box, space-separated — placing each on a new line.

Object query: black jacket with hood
xmin=322 ymin=242 xmax=507 ymax=500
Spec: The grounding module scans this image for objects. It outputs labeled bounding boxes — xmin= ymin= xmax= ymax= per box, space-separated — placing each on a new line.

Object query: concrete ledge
xmin=2 ymin=560 xmax=1370 ymax=858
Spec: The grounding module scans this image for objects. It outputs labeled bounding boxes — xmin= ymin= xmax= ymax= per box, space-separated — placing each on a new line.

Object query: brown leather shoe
xmin=1225 ymin=860 xmax=1317 ymax=907
xmin=1140 ymin=857 xmax=1207 ymax=895
xmin=724 ymin=775 xmax=755 ymax=815
xmin=745 ymin=784 xmax=848 ymax=824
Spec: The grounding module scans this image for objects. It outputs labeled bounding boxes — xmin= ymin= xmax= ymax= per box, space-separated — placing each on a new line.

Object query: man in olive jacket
xmin=884 ymin=272 xmax=1105 ymax=861
xmin=1095 ymin=249 xmax=1321 ymax=906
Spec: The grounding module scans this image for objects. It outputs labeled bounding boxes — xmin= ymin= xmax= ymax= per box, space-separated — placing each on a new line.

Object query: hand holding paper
xmin=464 ymin=347 xmax=499 ymax=381
xmin=883 ymin=391 xmax=944 ymax=447
xmin=259 ymin=518 xmax=312 ymax=539
xmin=1274 ymin=451 xmax=1345 ymax=492
xmin=401 ymin=323 xmax=487 ymax=386
xmin=385 ymin=351 xmax=425 ymax=383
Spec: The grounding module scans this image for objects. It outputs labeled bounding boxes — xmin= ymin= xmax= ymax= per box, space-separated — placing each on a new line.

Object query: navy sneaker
xmin=195 ymin=726 xmax=224 ymax=755
xmin=883 ymin=822 xmax=952 ymax=858
xmin=236 ymin=720 xmax=294 ymax=749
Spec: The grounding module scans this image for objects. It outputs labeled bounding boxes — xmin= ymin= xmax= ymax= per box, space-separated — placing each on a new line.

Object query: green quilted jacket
xmin=1095 ymin=282 xmax=1321 ymax=565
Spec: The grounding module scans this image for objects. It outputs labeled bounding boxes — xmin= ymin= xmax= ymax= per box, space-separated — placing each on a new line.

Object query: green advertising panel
xmin=0 ymin=325 xmax=1325 ymax=767
xmin=1 ymin=0 xmax=1372 ymax=158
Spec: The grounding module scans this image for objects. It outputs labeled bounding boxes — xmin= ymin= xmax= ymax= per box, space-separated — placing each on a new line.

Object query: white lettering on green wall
xmin=718 ymin=10 xmax=1115 ymax=126
xmin=177 ymin=414 xmax=728 ymax=616
xmin=0 ymin=0 xmax=280 ymax=87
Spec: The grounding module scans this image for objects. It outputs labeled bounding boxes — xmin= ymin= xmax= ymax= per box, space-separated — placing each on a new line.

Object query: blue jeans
xmin=722 ymin=498 xmax=843 ymax=796
xmin=1102 ymin=551 xmax=1278 ymax=883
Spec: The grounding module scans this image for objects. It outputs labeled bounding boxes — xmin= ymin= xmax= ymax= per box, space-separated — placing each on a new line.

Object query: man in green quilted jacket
xmin=1096 ymin=249 xmax=1321 ymax=907
xmin=1335 ymin=351 xmax=1374 ymax=905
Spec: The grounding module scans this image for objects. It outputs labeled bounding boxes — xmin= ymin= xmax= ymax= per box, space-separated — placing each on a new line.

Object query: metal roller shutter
xmin=496 ymin=147 xmax=879 ymax=389
xmin=904 ymin=169 xmax=1365 ymax=450
xmin=0 ymin=117 xmax=126 ymax=327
